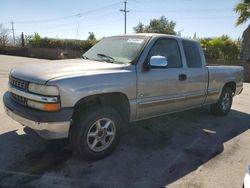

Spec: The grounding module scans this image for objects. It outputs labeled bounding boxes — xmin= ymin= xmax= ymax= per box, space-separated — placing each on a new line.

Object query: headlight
xmin=28 ymin=83 xmax=59 ymax=96
xmin=27 ymin=100 xmax=61 ymax=111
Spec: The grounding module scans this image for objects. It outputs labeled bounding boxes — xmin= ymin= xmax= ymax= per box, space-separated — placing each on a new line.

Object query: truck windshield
xmin=83 ymin=36 xmax=147 ymax=64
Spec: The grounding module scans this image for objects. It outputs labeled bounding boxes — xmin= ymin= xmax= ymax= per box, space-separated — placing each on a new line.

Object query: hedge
xmin=27 ymin=33 xmax=97 ymax=52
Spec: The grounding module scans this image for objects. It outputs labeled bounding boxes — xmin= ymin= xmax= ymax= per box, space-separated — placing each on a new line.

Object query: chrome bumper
xmin=4 ymin=106 xmax=70 ymax=139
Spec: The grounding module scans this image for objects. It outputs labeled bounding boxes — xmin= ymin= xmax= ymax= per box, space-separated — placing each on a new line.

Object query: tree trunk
xmin=241 ymin=24 xmax=250 ymax=61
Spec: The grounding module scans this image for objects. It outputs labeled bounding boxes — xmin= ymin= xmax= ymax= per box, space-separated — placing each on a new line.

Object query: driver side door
xmin=136 ymin=38 xmax=189 ymax=120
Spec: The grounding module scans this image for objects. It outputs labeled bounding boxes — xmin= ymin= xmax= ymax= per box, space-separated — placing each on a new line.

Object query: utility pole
xmin=21 ymin=32 xmax=24 ymax=47
xmin=76 ymin=22 xmax=80 ymax=40
xmin=120 ymin=1 xmax=129 ymax=34
xmin=10 ymin=21 xmax=15 ymax=45
xmin=75 ymin=14 xmax=82 ymax=40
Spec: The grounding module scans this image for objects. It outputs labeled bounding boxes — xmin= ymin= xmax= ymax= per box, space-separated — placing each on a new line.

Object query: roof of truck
xmin=112 ymin=33 xmax=198 ymax=43
xmin=114 ymin=33 xmax=177 ymax=37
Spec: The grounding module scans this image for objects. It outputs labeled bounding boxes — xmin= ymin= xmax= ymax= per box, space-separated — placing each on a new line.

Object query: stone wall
xmin=28 ymin=48 xmax=82 ymax=59
xmin=0 ymin=47 xmax=83 ymax=60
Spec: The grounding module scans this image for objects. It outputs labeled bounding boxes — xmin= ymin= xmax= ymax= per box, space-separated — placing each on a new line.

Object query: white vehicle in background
xmin=244 ymin=165 xmax=250 ymax=188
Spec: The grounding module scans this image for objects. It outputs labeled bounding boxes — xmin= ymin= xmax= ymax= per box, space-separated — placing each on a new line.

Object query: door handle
xmin=179 ymin=74 xmax=187 ymax=81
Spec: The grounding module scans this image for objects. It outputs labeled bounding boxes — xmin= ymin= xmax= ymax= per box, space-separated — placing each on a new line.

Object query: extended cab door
xmin=136 ymin=38 xmax=208 ymax=120
xmin=180 ymin=40 xmax=208 ymax=108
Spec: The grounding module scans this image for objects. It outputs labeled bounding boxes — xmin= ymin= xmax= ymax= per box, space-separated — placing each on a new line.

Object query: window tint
xmin=148 ymin=39 xmax=182 ymax=68
xmin=182 ymin=40 xmax=202 ymax=68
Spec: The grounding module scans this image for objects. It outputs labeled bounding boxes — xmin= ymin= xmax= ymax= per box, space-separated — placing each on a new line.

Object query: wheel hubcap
xmin=221 ymin=92 xmax=230 ymax=111
xmin=86 ymin=118 xmax=116 ymax=152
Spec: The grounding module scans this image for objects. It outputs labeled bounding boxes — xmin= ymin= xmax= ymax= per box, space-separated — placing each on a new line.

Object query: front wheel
xmin=210 ymin=87 xmax=233 ymax=116
xmin=70 ymin=107 xmax=122 ymax=160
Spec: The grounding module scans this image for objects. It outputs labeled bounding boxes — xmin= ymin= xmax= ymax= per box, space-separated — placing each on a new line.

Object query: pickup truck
xmin=3 ymin=33 xmax=244 ymax=160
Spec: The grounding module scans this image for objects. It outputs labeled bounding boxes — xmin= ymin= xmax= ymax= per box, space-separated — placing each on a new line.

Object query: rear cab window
xmin=182 ymin=40 xmax=203 ymax=68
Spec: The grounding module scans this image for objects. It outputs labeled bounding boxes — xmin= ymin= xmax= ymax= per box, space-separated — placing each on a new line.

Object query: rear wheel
xmin=210 ymin=87 xmax=233 ymax=116
xmin=70 ymin=107 xmax=122 ymax=160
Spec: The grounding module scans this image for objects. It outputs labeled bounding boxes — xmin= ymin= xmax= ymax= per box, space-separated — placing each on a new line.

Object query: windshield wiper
xmin=82 ymin=55 xmax=89 ymax=59
xmin=97 ymin=53 xmax=115 ymax=63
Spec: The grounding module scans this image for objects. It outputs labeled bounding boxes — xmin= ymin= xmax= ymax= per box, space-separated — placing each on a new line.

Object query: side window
xmin=182 ymin=40 xmax=202 ymax=68
xmin=148 ymin=39 xmax=182 ymax=68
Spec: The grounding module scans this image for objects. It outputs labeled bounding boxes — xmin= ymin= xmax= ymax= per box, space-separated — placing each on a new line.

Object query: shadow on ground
xmin=0 ymin=106 xmax=249 ymax=188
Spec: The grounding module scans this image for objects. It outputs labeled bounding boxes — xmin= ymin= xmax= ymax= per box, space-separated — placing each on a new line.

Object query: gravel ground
xmin=0 ymin=55 xmax=250 ymax=188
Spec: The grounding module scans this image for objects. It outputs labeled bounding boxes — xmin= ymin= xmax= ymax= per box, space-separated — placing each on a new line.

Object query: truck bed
xmin=205 ymin=65 xmax=244 ymax=104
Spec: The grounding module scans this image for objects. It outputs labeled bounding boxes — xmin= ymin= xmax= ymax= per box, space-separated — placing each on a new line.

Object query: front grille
xmin=9 ymin=76 xmax=28 ymax=91
xmin=11 ymin=93 xmax=27 ymax=105
xmin=9 ymin=76 xmax=29 ymax=106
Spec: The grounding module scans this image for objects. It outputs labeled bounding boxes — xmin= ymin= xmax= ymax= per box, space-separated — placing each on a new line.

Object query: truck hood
xmin=10 ymin=59 xmax=128 ymax=84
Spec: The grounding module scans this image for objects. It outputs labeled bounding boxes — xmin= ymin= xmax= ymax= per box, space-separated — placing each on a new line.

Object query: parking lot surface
xmin=0 ymin=55 xmax=250 ymax=188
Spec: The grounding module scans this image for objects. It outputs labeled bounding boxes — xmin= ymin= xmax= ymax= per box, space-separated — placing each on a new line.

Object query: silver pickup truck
xmin=3 ymin=34 xmax=244 ymax=160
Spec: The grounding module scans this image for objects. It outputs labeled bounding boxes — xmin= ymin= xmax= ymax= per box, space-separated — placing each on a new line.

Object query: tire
xmin=70 ymin=107 xmax=122 ymax=160
xmin=210 ymin=87 xmax=233 ymax=116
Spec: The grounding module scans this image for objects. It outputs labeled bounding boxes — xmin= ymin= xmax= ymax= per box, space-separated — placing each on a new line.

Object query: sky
xmin=0 ymin=0 xmax=249 ymax=40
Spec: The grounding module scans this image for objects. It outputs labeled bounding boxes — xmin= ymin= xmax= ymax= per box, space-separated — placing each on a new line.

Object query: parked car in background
xmin=3 ymin=33 xmax=244 ymax=160
xmin=244 ymin=165 xmax=250 ymax=188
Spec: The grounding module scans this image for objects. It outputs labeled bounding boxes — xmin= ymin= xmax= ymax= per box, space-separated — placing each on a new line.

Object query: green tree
xmin=133 ymin=22 xmax=144 ymax=33
xmin=0 ymin=24 xmax=10 ymax=46
xmin=133 ymin=16 xmax=177 ymax=35
xmin=27 ymin=33 xmax=42 ymax=47
xmin=234 ymin=0 xmax=250 ymax=60
xmin=200 ymin=35 xmax=240 ymax=60
xmin=87 ymin=32 xmax=96 ymax=41
xmin=234 ymin=0 xmax=250 ymax=26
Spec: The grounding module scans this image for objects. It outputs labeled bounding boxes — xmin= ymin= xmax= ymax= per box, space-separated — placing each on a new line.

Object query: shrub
xmin=27 ymin=33 xmax=97 ymax=52
xmin=199 ymin=35 xmax=240 ymax=60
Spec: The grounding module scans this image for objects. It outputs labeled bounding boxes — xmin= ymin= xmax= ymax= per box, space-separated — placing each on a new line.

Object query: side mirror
xmin=149 ymin=56 xmax=168 ymax=68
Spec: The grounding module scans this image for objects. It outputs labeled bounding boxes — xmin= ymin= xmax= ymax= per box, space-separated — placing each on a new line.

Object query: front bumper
xmin=3 ymin=92 xmax=73 ymax=139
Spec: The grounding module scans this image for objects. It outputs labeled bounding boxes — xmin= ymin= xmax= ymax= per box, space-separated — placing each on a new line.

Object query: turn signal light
xmin=44 ymin=103 xmax=61 ymax=111
xmin=27 ymin=100 xmax=61 ymax=111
